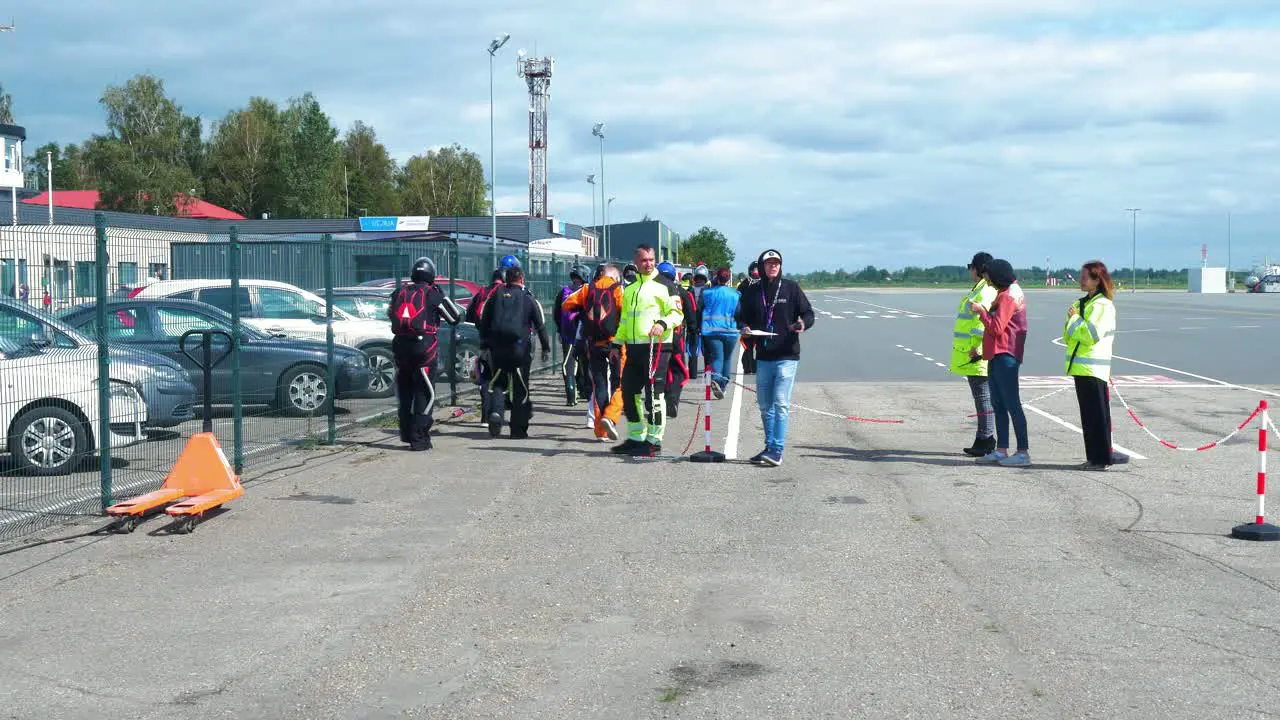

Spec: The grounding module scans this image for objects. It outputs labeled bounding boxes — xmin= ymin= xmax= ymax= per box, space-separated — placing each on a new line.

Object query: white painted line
xmin=857 ymin=315 xmax=871 ymax=319
xmin=907 ymin=315 xmax=922 ymax=319
xmin=935 ymin=362 xmax=946 ymax=367
xmin=924 ymin=357 xmax=935 ymax=362
xmin=896 ymin=344 xmax=904 ymax=348
xmin=913 ymin=352 xmax=924 ymax=356
xmin=830 ymin=315 xmax=846 ymax=320
xmin=1023 ymin=404 xmax=1148 ymax=461
xmin=1051 ymin=337 xmax=1280 ymax=398
xmin=903 ymin=347 xmax=913 ymax=353
xmin=843 ymin=298 xmax=945 ymax=318
xmin=724 ymin=346 xmax=745 ymax=460
xmin=1177 ymin=327 xmax=1206 ymax=331
xmin=1234 ymin=325 xmax=1262 ymax=329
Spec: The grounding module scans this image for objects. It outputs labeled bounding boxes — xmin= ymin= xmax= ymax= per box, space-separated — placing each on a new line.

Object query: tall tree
xmin=678 ymin=226 xmax=736 ymax=270
xmin=0 ymin=82 xmax=13 ymax=124
xmin=396 ymin=143 xmax=487 ymax=216
xmin=204 ymin=97 xmax=286 ymax=219
xmin=278 ymin=92 xmax=342 ymax=218
xmin=340 ymin=121 xmax=397 ymax=216
xmin=24 ymin=143 xmax=88 ymax=191
xmin=87 ymin=73 xmax=201 ymax=214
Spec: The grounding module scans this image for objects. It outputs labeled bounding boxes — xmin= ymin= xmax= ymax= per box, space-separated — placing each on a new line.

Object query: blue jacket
xmin=699 ymin=285 xmax=741 ymax=336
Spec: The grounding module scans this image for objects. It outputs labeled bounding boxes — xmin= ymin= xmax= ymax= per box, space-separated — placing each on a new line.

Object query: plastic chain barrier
xmin=967 ymin=386 xmax=1073 ymax=418
xmin=1110 ymin=378 xmax=1263 ymax=452
xmin=728 ymin=378 xmax=905 ymax=425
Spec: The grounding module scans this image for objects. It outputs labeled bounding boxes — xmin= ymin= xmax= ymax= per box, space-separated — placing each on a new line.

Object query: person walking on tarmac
xmin=971 ymin=258 xmax=1031 ymax=467
xmin=736 ymin=249 xmax=815 ymax=467
xmin=561 ymin=263 xmax=627 ymax=442
xmin=687 ymin=265 xmax=710 ymax=379
xmin=553 ymin=264 xmax=591 ymax=406
xmin=612 ymin=245 xmax=685 ymax=457
xmin=479 ymin=265 xmax=551 ymax=439
xmin=699 ymin=267 xmax=742 ymax=399
xmin=736 ymin=261 xmax=761 ymax=374
xmin=1065 ymin=260 xmax=1129 ymax=470
xmin=658 ymin=261 xmax=695 ymax=419
xmin=952 ymin=252 xmax=999 ymax=457
xmin=386 ymin=257 xmax=464 ymax=450
xmin=466 ymin=266 xmax=508 ymax=423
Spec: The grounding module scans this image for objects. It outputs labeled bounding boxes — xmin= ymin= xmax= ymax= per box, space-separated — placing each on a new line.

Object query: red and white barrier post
xmin=1232 ymin=400 xmax=1279 ymax=541
xmin=690 ymin=367 xmax=725 ymax=463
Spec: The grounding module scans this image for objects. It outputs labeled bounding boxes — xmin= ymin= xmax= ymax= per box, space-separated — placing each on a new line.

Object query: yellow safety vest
xmin=949 ymin=279 xmax=998 ymax=376
xmin=1064 ymin=294 xmax=1116 ymax=381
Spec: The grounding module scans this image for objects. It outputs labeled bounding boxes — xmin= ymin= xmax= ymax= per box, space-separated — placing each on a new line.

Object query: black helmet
xmin=570 ymin=264 xmax=588 ymax=282
xmin=411 ymin=256 xmax=436 ymax=284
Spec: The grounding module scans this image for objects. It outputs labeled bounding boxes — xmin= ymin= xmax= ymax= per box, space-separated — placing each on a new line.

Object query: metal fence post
xmin=324 ymin=234 xmax=336 ymax=445
xmin=449 ymin=239 xmax=459 ymax=406
xmin=94 ymin=213 xmax=113 ymax=510
xmin=229 ymin=230 xmax=244 ymax=474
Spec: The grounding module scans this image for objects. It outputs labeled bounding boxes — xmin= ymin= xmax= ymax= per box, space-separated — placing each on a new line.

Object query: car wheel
xmin=454 ymin=343 xmax=481 ymax=381
xmin=279 ymin=365 xmax=332 ymax=417
xmin=9 ymin=406 xmax=89 ymax=476
xmin=363 ymin=345 xmax=396 ymax=398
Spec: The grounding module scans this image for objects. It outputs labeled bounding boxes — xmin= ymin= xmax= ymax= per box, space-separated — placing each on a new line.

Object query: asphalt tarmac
xmin=2 ymin=289 xmax=1278 ymax=719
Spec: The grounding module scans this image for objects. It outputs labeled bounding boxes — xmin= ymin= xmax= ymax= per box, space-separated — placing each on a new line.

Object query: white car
xmin=1 ymin=335 xmax=147 ymax=476
xmin=134 ymin=279 xmax=399 ymax=397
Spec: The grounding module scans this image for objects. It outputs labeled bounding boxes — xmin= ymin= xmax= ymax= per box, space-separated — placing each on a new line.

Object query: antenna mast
xmin=516 ymin=50 xmax=553 ymax=219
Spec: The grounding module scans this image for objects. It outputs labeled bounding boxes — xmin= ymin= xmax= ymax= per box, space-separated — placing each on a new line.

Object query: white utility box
xmin=1188 ymin=267 xmax=1227 ymax=294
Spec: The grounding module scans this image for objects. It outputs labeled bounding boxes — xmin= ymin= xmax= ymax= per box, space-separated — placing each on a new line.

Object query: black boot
xmin=964 ymin=435 xmax=995 ymax=457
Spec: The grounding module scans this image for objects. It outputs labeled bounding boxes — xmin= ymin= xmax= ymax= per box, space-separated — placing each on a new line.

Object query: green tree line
xmin=794 ymin=265 xmax=1194 ymax=288
xmin=15 ymin=74 xmax=487 ymax=219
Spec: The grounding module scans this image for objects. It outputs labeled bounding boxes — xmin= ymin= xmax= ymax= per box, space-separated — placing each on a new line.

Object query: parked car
xmin=132 ymin=279 xmax=398 ymax=398
xmin=356 ymin=277 xmax=483 ymax=309
xmin=0 ymin=335 xmax=148 ymax=476
xmin=59 ymin=299 xmax=374 ymax=417
xmin=1 ymin=296 xmax=197 ymax=428
xmin=319 ymin=287 xmax=483 ymax=379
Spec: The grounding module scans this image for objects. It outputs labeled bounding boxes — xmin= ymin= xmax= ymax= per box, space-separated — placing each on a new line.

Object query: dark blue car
xmin=60 ymin=299 xmax=373 ymax=417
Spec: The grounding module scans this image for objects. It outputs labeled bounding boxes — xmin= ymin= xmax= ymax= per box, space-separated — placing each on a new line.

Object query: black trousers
xmin=622 ymin=342 xmax=672 ymax=443
xmin=561 ymin=340 xmax=590 ymax=404
xmin=393 ymin=335 xmax=438 ymax=451
xmin=667 ymin=332 xmax=690 ymax=416
xmin=588 ymin=344 xmax=621 ymax=415
xmin=490 ymin=355 xmax=534 ymax=434
xmin=1074 ymin=375 xmax=1113 ymax=465
xmin=741 ymin=337 xmax=756 ymax=374
xmin=687 ymin=331 xmax=701 ymax=379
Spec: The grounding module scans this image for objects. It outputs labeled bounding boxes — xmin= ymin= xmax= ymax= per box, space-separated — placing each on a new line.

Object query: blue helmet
xmin=657 ymin=262 xmax=676 ymax=279
xmin=500 ymin=255 xmax=521 ymax=270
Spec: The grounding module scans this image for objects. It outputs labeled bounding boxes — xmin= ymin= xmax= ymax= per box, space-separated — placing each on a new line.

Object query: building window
xmin=118 ymin=262 xmax=138 ymax=287
xmin=75 ymin=261 xmax=97 ymax=298
xmin=148 ymin=263 xmax=168 ymax=281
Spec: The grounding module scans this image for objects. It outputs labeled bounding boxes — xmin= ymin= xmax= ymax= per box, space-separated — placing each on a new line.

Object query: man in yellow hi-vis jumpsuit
xmin=610 ymin=244 xmax=684 ymax=458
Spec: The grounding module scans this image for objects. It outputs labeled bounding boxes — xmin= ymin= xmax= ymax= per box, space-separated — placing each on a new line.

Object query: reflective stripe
xmin=956 ymin=312 xmax=973 ymax=320
xmin=1074 ymin=357 xmax=1110 ymax=366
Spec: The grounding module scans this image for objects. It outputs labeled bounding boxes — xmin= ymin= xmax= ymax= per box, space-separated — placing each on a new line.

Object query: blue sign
xmin=359 ymin=216 xmax=432 ymax=232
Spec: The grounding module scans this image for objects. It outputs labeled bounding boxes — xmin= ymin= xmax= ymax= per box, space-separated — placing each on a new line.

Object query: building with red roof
xmin=22 ymin=190 xmax=246 ymax=220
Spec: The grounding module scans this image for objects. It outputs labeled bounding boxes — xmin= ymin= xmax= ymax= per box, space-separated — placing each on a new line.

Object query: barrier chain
xmin=968 ymin=386 xmax=1072 ymax=418
xmin=1110 ymin=379 xmax=1262 ymax=452
xmin=728 ymin=378 xmax=904 ymax=425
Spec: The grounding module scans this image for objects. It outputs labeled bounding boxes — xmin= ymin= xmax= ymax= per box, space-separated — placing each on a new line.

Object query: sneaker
xmin=1077 ymin=461 xmax=1108 ymax=471
xmin=487 ymin=412 xmax=503 ymax=438
xmin=998 ymin=452 xmax=1031 ymax=467
xmin=975 ymin=450 xmax=1007 ymax=465
xmin=629 ymin=441 xmax=660 ymax=457
xmin=749 ymin=449 xmax=770 ymax=465
xmin=761 ymin=450 xmax=783 ymax=467
xmin=611 ymin=439 xmax=642 ymax=454
xmin=712 ymin=383 xmax=725 ymax=400
xmin=601 ymin=418 xmax=620 ymax=442
xmin=1109 ymin=452 xmax=1130 ymax=465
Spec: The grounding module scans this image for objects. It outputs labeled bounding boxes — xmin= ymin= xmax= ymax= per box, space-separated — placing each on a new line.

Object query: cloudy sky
xmin=4 ymin=0 xmax=1279 ymax=273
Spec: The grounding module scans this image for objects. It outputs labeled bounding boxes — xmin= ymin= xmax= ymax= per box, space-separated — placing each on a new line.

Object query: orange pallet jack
xmin=106 ymin=329 xmax=243 ymax=534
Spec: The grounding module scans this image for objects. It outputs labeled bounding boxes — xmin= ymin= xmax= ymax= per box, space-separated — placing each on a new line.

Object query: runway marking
xmin=857 ymin=315 xmax=872 ymax=319
xmin=1023 ymin=404 xmax=1148 ymax=461
xmin=1234 ymin=325 xmax=1262 ymax=329
xmin=913 ymin=352 xmax=924 ymax=356
xmin=935 ymin=362 xmax=946 ymax=367
xmin=1051 ymin=337 xmax=1280 ymax=398
xmin=725 ymin=346 xmax=745 ymax=460
xmin=1177 ymin=326 xmax=1206 ymax=331
xmin=841 ymin=298 xmax=946 ymax=318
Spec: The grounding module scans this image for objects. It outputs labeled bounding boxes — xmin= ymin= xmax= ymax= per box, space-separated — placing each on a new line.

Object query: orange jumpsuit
xmin=562 ymin=278 xmax=626 ymax=440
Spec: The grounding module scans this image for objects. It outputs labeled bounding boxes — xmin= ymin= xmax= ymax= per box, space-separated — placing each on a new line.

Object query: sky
xmin=3 ymin=0 xmax=1280 ymax=274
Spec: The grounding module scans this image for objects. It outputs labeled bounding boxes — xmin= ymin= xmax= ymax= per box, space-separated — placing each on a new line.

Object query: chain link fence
xmin=1 ymin=214 xmax=631 ymax=542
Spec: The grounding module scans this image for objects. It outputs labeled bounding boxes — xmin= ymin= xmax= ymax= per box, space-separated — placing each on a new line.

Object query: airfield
xmin=2 ymin=288 xmax=1279 ymax=719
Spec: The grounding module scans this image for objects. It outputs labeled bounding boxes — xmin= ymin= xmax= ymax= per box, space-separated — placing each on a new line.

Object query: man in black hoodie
xmin=735 ymin=248 xmax=815 ymax=467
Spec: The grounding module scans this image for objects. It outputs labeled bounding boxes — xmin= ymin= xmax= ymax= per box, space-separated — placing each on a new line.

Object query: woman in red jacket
xmin=970 ymin=259 xmax=1031 ymax=467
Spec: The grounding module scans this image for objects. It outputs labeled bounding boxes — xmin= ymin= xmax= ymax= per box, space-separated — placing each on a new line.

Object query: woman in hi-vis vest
xmin=951 ymin=252 xmax=999 ymax=457
xmin=1064 ymin=260 xmax=1129 ymax=470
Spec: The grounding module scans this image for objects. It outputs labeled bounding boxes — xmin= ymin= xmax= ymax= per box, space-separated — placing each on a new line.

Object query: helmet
xmin=657 ymin=262 xmax=676 ymax=279
xmin=569 ymin=264 xmax=588 ymax=282
xmin=623 ymin=264 xmax=639 ymax=283
xmin=693 ymin=265 xmax=710 ymax=280
xmin=411 ymin=256 xmax=436 ymax=283
xmin=748 ymin=261 xmax=760 ymax=278
xmin=500 ymin=255 xmax=521 ymax=270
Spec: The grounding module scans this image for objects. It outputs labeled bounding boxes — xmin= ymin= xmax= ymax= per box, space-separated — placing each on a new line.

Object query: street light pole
xmin=1125 ymin=208 xmax=1140 ymax=293
xmin=587 ymin=174 xmax=597 ymax=255
xmin=488 ymin=33 xmax=510 ymax=270
xmin=1228 ymin=211 xmax=1233 ymax=290
xmin=592 ymin=123 xmax=606 ymax=257
xmin=608 ymin=196 xmax=616 ymax=256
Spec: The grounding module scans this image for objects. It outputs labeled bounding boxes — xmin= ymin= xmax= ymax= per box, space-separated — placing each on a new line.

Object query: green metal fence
xmin=0 ymin=214 xmax=631 ymax=542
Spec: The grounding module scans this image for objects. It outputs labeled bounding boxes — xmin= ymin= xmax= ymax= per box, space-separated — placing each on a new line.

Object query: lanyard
xmin=760 ymin=280 xmax=782 ymax=333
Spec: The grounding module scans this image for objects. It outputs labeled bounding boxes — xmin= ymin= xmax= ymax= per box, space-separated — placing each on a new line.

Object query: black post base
xmin=690 ymin=450 xmax=726 ymax=464
xmin=1231 ymin=522 xmax=1280 ymax=542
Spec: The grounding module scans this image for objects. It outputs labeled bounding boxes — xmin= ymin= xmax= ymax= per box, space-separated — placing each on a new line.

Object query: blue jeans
xmin=756 ymin=359 xmax=798 ymax=453
xmin=701 ymin=333 xmax=737 ymax=389
xmin=988 ymin=353 xmax=1029 ymax=452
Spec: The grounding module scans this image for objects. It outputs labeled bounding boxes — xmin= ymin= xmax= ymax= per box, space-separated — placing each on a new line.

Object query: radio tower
xmin=516 ymin=50 xmax=553 ymax=218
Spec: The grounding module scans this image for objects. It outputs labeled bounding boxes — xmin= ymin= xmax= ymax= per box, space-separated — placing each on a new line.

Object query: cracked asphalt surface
xmin=2 ymin=288 xmax=1279 ymax=719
